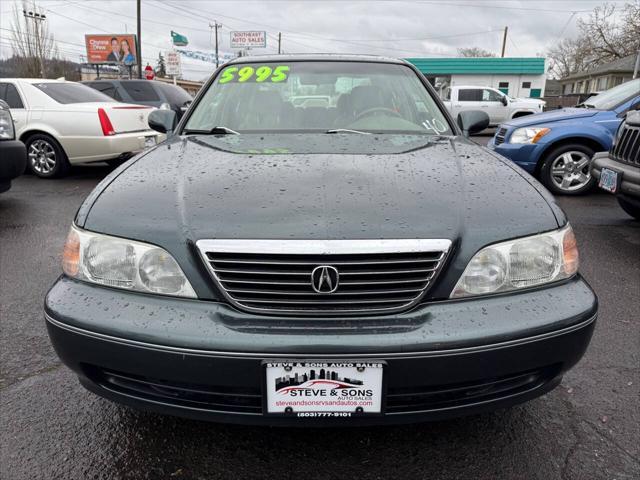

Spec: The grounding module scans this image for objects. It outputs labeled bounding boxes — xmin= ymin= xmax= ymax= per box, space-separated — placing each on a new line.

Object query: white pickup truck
xmin=442 ymin=85 xmax=545 ymax=126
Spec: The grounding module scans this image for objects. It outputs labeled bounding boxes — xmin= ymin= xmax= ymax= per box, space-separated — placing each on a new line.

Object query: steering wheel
xmin=355 ymin=107 xmax=402 ymax=121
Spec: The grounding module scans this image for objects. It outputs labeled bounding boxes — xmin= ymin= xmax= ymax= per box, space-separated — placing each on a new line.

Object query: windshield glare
xmin=185 ymin=61 xmax=452 ymax=134
xmin=582 ymin=79 xmax=640 ymax=110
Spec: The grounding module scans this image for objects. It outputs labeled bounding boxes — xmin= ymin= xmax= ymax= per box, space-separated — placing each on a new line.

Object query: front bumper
xmin=591 ymin=151 xmax=640 ymax=199
xmin=0 ymin=139 xmax=27 ymax=192
xmin=487 ymin=137 xmax=540 ymax=173
xmin=45 ymin=276 xmax=597 ymax=425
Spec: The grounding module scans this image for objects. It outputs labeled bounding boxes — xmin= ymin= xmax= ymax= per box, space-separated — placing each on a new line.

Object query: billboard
xmin=85 ymin=34 xmax=138 ymax=65
xmin=230 ymin=31 xmax=267 ymax=49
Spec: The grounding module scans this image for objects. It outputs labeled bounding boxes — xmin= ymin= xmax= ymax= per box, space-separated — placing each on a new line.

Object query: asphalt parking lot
xmin=1 ymin=142 xmax=639 ymax=479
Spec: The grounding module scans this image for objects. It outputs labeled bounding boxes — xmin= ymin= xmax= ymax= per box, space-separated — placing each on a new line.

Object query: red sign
xmin=85 ymin=34 xmax=138 ymax=65
xmin=144 ymin=65 xmax=155 ymax=80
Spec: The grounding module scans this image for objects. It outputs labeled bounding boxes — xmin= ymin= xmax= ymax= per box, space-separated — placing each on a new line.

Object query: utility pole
xmin=23 ymin=8 xmax=47 ymax=77
xmin=136 ymin=0 xmax=142 ymax=78
xmin=501 ymin=26 xmax=508 ymax=58
xmin=278 ymin=32 xmax=282 ymax=54
xmin=210 ymin=22 xmax=221 ymax=68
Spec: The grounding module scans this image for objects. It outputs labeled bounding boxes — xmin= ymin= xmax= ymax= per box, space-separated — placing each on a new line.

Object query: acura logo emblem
xmin=311 ymin=266 xmax=339 ymax=294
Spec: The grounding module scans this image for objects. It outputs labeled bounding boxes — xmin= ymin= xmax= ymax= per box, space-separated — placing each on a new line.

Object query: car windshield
xmin=33 ymin=82 xmax=115 ymax=104
xmin=578 ymin=79 xmax=640 ymax=110
xmin=184 ymin=61 xmax=453 ymax=134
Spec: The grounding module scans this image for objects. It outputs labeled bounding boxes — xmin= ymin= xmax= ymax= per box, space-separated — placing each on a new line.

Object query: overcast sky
xmin=0 ymin=0 xmax=632 ymax=81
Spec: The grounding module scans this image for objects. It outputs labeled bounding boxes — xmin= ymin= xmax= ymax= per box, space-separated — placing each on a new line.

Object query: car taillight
xmin=98 ymin=108 xmax=115 ymax=136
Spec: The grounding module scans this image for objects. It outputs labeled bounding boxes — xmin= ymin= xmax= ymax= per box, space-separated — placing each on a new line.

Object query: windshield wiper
xmin=325 ymin=128 xmax=371 ymax=135
xmin=576 ymin=103 xmax=596 ymax=109
xmin=183 ymin=126 xmax=240 ymax=135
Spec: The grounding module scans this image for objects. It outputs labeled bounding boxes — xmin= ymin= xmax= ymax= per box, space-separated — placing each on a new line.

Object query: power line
xmin=417 ymin=1 xmax=592 ymax=13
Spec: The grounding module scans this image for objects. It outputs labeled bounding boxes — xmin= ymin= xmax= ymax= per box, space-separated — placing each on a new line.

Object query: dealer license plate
xmin=599 ymin=168 xmax=620 ymax=193
xmin=264 ymin=361 xmax=384 ymax=417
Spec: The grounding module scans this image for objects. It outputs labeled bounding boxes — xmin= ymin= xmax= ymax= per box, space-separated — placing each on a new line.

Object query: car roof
xmin=2 ymin=78 xmax=74 ymax=84
xmin=225 ymin=53 xmax=408 ymax=66
xmin=84 ymin=79 xmax=161 ymax=83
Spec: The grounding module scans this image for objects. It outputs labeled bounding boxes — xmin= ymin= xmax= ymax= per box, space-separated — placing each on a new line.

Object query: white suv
xmin=442 ymin=85 xmax=545 ymax=127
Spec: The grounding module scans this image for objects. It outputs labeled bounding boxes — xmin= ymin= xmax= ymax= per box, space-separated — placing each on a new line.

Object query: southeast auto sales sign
xmin=230 ymin=31 xmax=267 ymax=49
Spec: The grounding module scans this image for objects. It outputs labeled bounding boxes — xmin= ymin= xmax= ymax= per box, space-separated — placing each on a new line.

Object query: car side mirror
xmin=457 ymin=110 xmax=490 ymax=137
xmin=148 ymin=109 xmax=177 ymax=134
xmin=501 ymin=96 xmax=508 ymax=106
xmin=180 ymin=100 xmax=192 ymax=113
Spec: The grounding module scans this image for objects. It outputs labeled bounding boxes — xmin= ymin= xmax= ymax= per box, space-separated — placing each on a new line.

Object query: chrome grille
xmin=611 ymin=124 xmax=640 ymax=166
xmin=494 ymin=127 xmax=507 ymax=146
xmin=197 ymin=239 xmax=451 ymax=316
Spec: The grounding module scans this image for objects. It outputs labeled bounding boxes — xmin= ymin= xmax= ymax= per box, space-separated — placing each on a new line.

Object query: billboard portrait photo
xmin=85 ymin=34 xmax=138 ymax=65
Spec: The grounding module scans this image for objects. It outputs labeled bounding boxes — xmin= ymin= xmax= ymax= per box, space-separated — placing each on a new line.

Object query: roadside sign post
xmin=144 ymin=64 xmax=155 ymax=80
xmin=166 ymin=50 xmax=182 ymax=85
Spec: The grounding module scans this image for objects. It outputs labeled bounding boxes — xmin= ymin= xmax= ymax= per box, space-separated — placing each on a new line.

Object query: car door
xmin=481 ymin=89 xmax=505 ymax=124
xmin=455 ymin=89 xmax=483 ymax=118
xmin=0 ymin=82 xmax=28 ymax=135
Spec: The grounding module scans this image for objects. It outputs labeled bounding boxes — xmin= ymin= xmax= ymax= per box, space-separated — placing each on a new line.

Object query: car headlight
xmin=0 ymin=109 xmax=15 ymax=140
xmin=62 ymin=225 xmax=196 ymax=298
xmin=451 ymin=225 xmax=579 ymax=298
xmin=509 ymin=127 xmax=550 ymax=144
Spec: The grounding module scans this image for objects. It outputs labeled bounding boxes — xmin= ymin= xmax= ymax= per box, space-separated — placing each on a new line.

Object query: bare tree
xmin=547 ymin=1 xmax=640 ymax=78
xmin=10 ymin=1 xmax=56 ymax=77
xmin=547 ymin=38 xmax=592 ymax=79
xmin=577 ymin=3 xmax=639 ymax=63
xmin=457 ymin=47 xmax=496 ymax=58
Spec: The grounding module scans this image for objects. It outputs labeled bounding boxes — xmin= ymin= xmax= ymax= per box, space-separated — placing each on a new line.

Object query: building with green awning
xmin=405 ymin=57 xmax=547 ymax=98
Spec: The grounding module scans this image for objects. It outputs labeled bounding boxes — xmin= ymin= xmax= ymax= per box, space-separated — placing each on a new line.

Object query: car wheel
xmin=106 ymin=158 xmax=126 ymax=168
xmin=617 ymin=197 xmax=640 ymax=220
xmin=26 ymin=134 xmax=69 ymax=178
xmin=540 ymin=144 xmax=596 ymax=195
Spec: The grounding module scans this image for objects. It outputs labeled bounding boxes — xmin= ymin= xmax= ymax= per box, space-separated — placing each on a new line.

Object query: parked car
xmin=82 ymin=79 xmax=193 ymax=123
xmin=46 ymin=55 xmax=597 ymax=426
xmin=442 ymin=85 xmax=544 ymax=126
xmin=0 ymin=79 xmax=162 ymax=178
xmin=0 ymin=99 xmax=27 ymax=193
xmin=590 ymin=110 xmax=640 ymax=220
xmin=488 ymin=79 xmax=640 ymax=195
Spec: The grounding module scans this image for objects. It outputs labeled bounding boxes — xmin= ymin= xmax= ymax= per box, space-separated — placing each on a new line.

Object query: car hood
xmin=80 ymin=134 xmax=560 ymax=272
xmin=503 ymin=108 xmax=599 ymax=127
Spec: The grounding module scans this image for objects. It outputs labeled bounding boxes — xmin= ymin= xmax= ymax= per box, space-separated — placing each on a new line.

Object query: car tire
xmin=25 ymin=133 xmax=70 ymax=178
xmin=106 ymin=158 xmax=127 ymax=168
xmin=617 ymin=197 xmax=640 ymax=220
xmin=539 ymin=143 xmax=596 ymax=195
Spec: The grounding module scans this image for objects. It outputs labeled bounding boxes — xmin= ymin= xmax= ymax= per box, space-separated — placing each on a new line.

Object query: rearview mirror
xmin=457 ymin=111 xmax=490 ymax=137
xmin=148 ymin=109 xmax=177 ymax=134
xmin=501 ymin=96 xmax=508 ymax=106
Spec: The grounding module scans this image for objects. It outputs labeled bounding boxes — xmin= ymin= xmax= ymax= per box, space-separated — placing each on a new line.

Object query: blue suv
xmin=488 ymin=79 xmax=640 ymax=195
